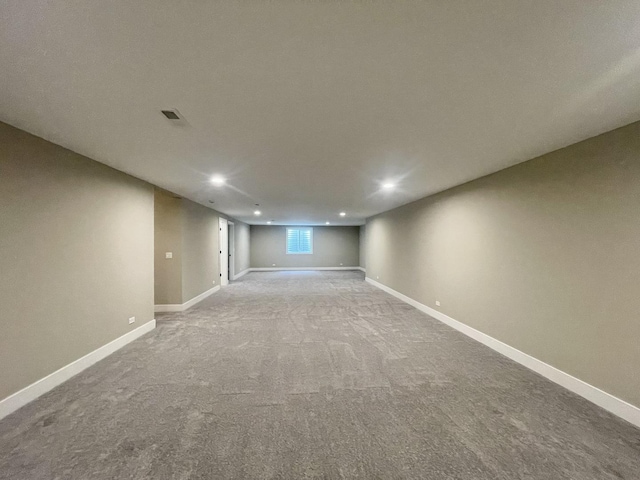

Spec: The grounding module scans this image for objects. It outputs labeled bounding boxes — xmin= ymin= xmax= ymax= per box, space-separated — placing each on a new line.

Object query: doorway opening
xmin=228 ymin=221 xmax=235 ymax=281
xmin=219 ymin=218 xmax=229 ymax=286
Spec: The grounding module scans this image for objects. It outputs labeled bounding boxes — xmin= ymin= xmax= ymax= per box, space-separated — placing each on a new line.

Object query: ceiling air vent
xmin=161 ymin=109 xmax=181 ymax=120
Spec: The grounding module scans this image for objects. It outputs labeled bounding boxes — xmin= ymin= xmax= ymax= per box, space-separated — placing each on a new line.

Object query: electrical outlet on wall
xmin=212 ymin=280 xmax=216 ymax=285
xmin=128 ymin=317 xmax=135 ymax=324
xmin=376 ymin=276 xmax=379 ymax=280
xmin=340 ymin=263 xmax=343 ymax=266
xmin=435 ymin=301 xmax=441 ymax=307
xmin=165 ymin=252 xmax=173 ymax=259
xmin=272 ymin=264 xmax=276 ymax=266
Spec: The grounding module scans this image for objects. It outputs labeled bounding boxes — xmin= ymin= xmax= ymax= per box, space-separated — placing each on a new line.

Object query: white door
xmin=219 ymin=218 xmax=229 ymax=286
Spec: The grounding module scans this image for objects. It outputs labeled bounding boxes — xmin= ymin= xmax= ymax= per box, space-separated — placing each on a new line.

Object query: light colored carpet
xmin=1 ymin=271 xmax=638 ymax=479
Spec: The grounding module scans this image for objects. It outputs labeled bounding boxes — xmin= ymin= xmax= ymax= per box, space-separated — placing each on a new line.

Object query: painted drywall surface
xmin=0 ymin=122 xmax=154 ymax=401
xmin=181 ymin=200 xmax=220 ymax=302
xmin=154 ymin=193 xmax=249 ymax=303
xmin=250 ymin=226 xmax=359 ymax=268
xmin=234 ymin=221 xmax=251 ymax=274
xmin=154 ymin=190 xmax=183 ymax=305
xmin=359 ymin=225 xmax=366 ymax=269
xmin=365 ymin=121 xmax=640 ymax=408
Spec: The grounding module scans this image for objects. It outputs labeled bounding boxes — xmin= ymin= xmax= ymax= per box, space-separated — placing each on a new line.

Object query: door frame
xmin=228 ymin=221 xmax=235 ymax=281
xmin=219 ymin=218 xmax=229 ymax=286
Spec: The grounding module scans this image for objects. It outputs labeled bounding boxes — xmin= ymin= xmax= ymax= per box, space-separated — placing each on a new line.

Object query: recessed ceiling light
xmin=339 ymin=212 xmax=346 ymax=217
xmin=382 ymin=182 xmax=395 ymax=189
xmin=325 ymin=221 xmax=330 ymax=225
xmin=210 ymin=175 xmax=225 ymax=186
xmin=254 ymin=210 xmax=261 ymax=216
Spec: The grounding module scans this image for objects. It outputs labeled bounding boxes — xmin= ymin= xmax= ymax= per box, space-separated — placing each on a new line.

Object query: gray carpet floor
xmin=1 ymin=271 xmax=639 ymax=479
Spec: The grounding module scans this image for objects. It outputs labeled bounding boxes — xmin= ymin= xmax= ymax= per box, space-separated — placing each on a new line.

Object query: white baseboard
xmin=0 ymin=319 xmax=156 ymax=421
xmin=155 ymin=285 xmax=220 ymax=312
xmin=250 ymin=266 xmax=362 ymax=272
xmin=357 ymin=267 xmax=366 ymax=272
xmin=365 ymin=277 xmax=640 ymax=429
xmin=233 ymin=268 xmax=250 ymax=280
xmin=233 ymin=267 xmax=364 ymax=279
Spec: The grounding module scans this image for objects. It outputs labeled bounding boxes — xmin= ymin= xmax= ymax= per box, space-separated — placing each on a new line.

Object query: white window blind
xmin=286 ymin=227 xmax=313 ymax=254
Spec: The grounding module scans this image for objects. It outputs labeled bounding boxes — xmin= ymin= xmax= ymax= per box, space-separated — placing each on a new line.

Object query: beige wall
xmin=234 ymin=222 xmax=251 ymax=275
xmin=154 ymin=191 xmax=183 ymax=305
xmin=0 ymin=122 xmax=154 ymax=401
xmin=250 ymin=226 xmax=359 ymax=268
xmin=365 ymin=121 xmax=640 ymax=408
xmin=181 ymin=200 xmax=220 ymax=302
xmin=154 ymin=191 xmax=249 ymax=304
xmin=359 ymin=225 xmax=366 ymax=269
xmin=154 ymin=191 xmax=219 ymax=304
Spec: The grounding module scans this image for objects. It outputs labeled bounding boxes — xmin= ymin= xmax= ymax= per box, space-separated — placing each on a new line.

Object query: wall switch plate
xmin=436 ymin=301 xmax=441 ymax=307
xmin=128 ymin=317 xmax=135 ymax=324
xmin=165 ymin=252 xmax=173 ymax=259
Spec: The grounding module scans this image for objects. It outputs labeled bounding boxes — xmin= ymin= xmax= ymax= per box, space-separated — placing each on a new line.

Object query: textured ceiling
xmin=2 ymin=0 xmax=640 ymax=225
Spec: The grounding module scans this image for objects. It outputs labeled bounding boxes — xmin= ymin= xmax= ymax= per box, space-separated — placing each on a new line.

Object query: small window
xmin=286 ymin=227 xmax=313 ymax=254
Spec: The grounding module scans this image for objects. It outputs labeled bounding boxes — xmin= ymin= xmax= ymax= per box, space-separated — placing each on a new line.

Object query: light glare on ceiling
xmin=325 ymin=221 xmax=330 ymax=225
xmin=210 ymin=175 xmax=225 ymax=186
xmin=339 ymin=212 xmax=346 ymax=216
xmin=254 ymin=210 xmax=261 ymax=216
xmin=267 ymin=221 xmax=272 ymax=224
xmin=382 ymin=182 xmax=395 ymax=189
